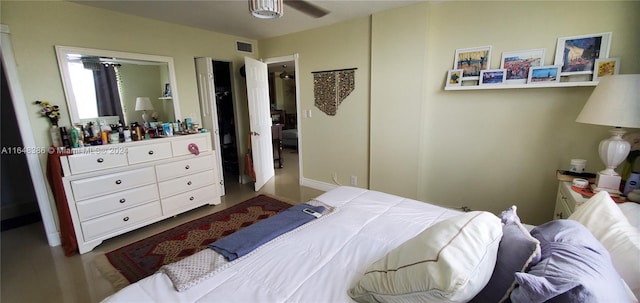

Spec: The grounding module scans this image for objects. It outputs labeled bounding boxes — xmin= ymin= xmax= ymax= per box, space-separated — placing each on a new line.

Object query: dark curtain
xmin=93 ymin=64 xmax=124 ymax=123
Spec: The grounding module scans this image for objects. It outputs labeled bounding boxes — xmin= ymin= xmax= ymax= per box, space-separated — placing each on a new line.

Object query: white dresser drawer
xmin=76 ymin=184 xmax=160 ymax=221
xmin=127 ymin=142 xmax=172 ymax=165
xmin=158 ymin=170 xmax=216 ymax=198
xmin=171 ymin=135 xmax=211 ymax=157
xmin=71 ymin=167 xmax=156 ymax=201
xmin=68 ymin=152 xmax=128 ymax=174
xmin=155 ymin=154 xmax=215 ymax=181
xmin=81 ymin=201 xmax=161 ymax=241
xmin=160 ymin=184 xmax=219 ymax=215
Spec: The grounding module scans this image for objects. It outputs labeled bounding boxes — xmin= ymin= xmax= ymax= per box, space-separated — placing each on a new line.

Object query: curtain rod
xmin=311 ymin=67 xmax=357 ymax=74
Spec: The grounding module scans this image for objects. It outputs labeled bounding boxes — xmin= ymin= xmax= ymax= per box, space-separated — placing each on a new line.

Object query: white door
xmin=244 ymin=57 xmax=274 ymax=191
xmin=195 ymin=57 xmax=225 ymax=196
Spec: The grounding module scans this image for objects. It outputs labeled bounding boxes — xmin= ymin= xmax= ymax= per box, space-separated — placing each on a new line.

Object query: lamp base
xmin=142 ymin=111 xmax=149 ymax=125
xmin=593 ymin=173 xmax=622 ymax=195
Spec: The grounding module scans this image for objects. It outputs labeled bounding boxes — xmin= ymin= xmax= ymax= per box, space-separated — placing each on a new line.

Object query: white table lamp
xmin=135 ymin=97 xmax=154 ymax=124
xmin=576 ymin=74 xmax=640 ymax=194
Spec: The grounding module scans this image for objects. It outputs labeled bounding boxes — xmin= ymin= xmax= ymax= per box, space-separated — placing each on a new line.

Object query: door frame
xmin=1 ymin=24 xmax=59 ymax=246
xmin=263 ymin=54 xmax=302 ymax=185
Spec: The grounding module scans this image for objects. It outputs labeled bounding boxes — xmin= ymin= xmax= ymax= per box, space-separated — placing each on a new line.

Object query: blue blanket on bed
xmin=208 ymin=203 xmax=325 ymax=261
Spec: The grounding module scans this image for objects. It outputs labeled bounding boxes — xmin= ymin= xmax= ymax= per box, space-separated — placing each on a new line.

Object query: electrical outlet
xmin=350 ymin=175 xmax=357 ymax=186
xmin=305 ymin=109 xmax=312 ymax=118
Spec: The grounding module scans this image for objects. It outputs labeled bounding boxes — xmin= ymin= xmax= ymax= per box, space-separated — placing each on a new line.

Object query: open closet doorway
xmin=195 ymin=58 xmax=245 ymax=197
xmin=212 ymin=61 xmax=240 ymax=181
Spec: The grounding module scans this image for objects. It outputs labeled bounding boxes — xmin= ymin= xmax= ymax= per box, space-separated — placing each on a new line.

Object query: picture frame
xmin=527 ymin=65 xmax=561 ymax=83
xmin=479 ymin=69 xmax=506 ymax=85
xmin=593 ymin=57 xmax=620 ymax=81
xmin=554 ymin=32 xmax=612 ymax=76
xmin=446 ymin=69 xmax=463 ymax=86
xmin=163 ymin=82 xmax=172 ymax=97
xmin=454 ymin=46 xmax=492 ymax=80
xmin=500 ymin=48 xmax=545 ymax=84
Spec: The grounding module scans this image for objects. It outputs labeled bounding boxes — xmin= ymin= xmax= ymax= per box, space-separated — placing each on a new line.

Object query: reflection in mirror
xmin=55 ymin=46 xmax=181 ymax=126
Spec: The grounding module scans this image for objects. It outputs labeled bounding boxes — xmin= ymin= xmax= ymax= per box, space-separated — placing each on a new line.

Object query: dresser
xmin=553 ymin=181 xmax=588 ymax=219
xmin=59 ymin=133 xmax=221 ymax=253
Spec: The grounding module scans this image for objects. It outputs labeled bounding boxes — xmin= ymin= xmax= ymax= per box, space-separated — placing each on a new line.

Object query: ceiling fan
xmin=249 ymin=0 xmax=329 ymax=19
xmin=284 ymin=0 xmax=329 ymax=18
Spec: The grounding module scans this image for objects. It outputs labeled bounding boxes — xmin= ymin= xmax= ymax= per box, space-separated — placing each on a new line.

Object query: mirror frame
xmin=55 ymin=45 xmax=181 ymax=124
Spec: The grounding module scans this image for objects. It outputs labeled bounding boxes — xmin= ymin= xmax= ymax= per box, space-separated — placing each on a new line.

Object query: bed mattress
xmin=102 ymin=187 xmax=460 ymax=303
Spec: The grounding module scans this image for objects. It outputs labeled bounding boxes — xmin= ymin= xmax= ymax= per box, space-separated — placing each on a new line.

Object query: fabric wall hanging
xmin=312 ymin=68 xmax=356 ymax=116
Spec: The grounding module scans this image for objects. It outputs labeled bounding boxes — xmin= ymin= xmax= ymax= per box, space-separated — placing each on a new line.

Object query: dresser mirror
xmin=55 ymin=45 xmax=181 ymax=126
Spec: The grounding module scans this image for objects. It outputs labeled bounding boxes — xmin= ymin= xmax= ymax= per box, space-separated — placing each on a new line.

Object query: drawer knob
xmin=187 ymin=181 xmax=192 ymax=186
xmin=185 ymin=165 xmax=190 ymax=170
xmin=148 ymin=150 xmax=154 ymax=155
xmin=119 ymin=198 xmax=126 ymax=203
xmin=188 ymin=143 xmax=200 ymax=155
xmin=115 ymin=179 xmax=122 ymax=185
xmin=123 ymin=216 xmax=130 ymax=222
xmin=97 ymin=158 xmax=104 ymax=163
xmin=189 ymin=196 xmax=195 ymax=201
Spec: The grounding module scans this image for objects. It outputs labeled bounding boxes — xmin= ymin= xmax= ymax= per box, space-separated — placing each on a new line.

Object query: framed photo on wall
xmin=500 ymin=48 xmax=545 ymax=84
xmin=593 ymin=58 xmax=620 ymax=81
xmin=453 ymin=46 xmax=492 ymax=80
xmin=554 ymin=32 xmax=612 ymax=76
xmin=446 ymin=69 xmax=463 ymax=86
xmin=527 ymin=65 xmax=561 ymax=83
xmin=479 ymin=69 xmax=506 ymax=85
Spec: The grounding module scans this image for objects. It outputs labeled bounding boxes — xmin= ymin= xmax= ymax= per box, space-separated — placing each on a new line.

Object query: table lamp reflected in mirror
xmin=135 ymin=97 xmax=154 ymax=126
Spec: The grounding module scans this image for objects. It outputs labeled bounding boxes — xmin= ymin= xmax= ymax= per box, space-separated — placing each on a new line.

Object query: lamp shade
xmin=135 ymin=97 xmax=154 ymax=111
xmin=249 ymin=0 xmax=283 ymax=18
xmin=576 ymin=74 xmax=640 ymax=128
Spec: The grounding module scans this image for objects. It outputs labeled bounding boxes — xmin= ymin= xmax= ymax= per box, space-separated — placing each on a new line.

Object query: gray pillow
xmin=510 ymin=220 xmax=629 ymax=303
xmin=469 ymin=206 xmax=541 ymax=303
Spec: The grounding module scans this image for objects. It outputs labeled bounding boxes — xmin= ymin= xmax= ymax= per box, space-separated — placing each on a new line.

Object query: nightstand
xmin=554 ymin=181 xmax=588 ymax=220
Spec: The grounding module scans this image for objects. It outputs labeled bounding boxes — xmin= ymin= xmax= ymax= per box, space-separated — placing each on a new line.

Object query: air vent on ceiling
xmin=236 ymin=41 xmax=253 ymax=53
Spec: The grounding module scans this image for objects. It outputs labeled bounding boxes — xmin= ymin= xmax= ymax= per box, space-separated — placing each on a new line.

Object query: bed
xmin=102 ymin=186 xmax=640 ymax=303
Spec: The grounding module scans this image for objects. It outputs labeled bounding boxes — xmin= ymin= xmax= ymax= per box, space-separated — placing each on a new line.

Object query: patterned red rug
xmin=97 ymin=194 xmax=292 ymax=289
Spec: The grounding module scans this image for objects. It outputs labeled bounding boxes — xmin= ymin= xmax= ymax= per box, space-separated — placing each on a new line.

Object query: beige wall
xmin=260 ymin=1 xmax=640 ymax=224
xmin=259 ymin=17 xmax=372 ymax=188
xmin=1 ymin=1 xmax=257 ymax=226
xmin=370 ymin=4 xmax=431 ymax=198
xmin=420 ymin=1 xmax=639 ymax=224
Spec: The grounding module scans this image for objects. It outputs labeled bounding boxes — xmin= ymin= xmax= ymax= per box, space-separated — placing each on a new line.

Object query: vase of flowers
xmin=35 ymin=100 xmax=62 ymax=147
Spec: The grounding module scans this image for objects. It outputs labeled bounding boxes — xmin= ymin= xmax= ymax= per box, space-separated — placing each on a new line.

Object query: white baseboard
xmin=47 ymin=231 xmax=61 ymax=247
xmin=301 ymin=178 xmax=339 ymax=192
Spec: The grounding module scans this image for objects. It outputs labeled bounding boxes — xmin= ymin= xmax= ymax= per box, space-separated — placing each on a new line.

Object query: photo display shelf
xmin=444 ymin=80 xmax=597 ymax=91
xmin=445 ymin=32 xmax=614 ymax=91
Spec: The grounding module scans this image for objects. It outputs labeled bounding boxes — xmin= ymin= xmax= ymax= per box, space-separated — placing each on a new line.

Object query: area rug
xmin=95 ymin=194 xmax=293 ymax=290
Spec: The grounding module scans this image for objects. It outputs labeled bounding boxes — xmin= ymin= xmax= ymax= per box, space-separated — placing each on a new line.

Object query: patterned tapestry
xmin=313 ymin=69 xmax=356 ymax=116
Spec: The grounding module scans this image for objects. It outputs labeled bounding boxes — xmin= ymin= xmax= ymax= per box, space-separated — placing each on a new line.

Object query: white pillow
xmin=348 ymin=211 xmax=502 ymax=303
xmin=569 ymin=191 xmax=640 ymax=299
xmin=619 ymin=202 xmax=640 ymax=229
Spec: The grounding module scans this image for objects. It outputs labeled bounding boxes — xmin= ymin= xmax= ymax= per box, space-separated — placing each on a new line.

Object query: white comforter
xmin=102 ymin=186 xmax=460 ymax=303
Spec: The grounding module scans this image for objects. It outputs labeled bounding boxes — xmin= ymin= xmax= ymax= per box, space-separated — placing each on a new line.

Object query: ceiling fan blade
xmin=283 ymin=0 xmax=329 ymax=18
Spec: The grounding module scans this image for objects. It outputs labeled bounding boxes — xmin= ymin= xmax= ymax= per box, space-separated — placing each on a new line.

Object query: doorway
xmin=212 ymin=61 xmax=239 ymax=180
xmin=264 ymin=55 xmax=301 ymax=189
xmin=0 ymin=62 xmax=41 ymax=231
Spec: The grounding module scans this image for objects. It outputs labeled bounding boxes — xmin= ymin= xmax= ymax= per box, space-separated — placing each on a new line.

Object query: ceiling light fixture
xmin=249 ymin=0 xmax=283 ymax=19
xmin=280 ymin=64 xmax=292 ymax=80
